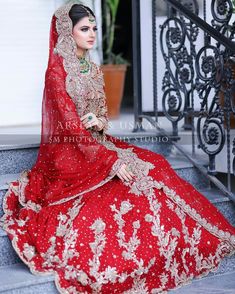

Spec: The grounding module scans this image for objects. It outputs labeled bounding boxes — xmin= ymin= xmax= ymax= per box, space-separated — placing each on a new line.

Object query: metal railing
xmin=132 ymin=0 xmax=235 ymax=201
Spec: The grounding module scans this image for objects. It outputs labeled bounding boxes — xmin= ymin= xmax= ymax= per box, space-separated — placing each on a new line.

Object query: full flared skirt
xmin=1 ymin=135 xmax=235 ymax=294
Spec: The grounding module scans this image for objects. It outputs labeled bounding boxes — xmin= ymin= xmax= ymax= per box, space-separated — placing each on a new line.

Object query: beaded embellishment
xmin=54 ymin=2 xmax=93 ymax=102
xmin=78 ymin=57 xmax=91 ymax=74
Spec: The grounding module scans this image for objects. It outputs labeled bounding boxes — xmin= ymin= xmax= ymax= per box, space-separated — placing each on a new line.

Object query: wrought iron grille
xmin=132 ymin=0 xmax=235 ymax=201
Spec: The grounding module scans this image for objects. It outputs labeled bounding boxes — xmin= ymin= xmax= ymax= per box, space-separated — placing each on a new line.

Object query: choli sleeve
xmin=94 ymin=65 xmax=109 ymax=133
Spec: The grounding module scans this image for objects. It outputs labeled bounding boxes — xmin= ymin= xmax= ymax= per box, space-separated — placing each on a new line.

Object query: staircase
xmin=0 ymin=134 xmax=235 ymax=293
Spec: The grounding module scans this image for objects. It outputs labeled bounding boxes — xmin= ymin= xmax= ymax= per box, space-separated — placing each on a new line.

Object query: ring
xmin=88 ymin=115 xmax=93 ymax=121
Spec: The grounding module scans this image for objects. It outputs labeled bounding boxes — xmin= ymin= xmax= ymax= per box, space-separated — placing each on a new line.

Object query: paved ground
xmin=168 ymin=271 xmax=235 ymax=294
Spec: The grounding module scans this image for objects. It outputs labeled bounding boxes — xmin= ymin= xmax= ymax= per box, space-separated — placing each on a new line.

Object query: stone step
xmin=0 ymin=146 xmax=39 ymax=176
xmin=169 ymin=270 xmax=235 ymax=294
xmin=0 ymin=263 xmax=57 ymax=293
xmin=199 ymin=188 xmax=235 ymax=226
xmin=0 ymin=228 xmax=21 ymax=267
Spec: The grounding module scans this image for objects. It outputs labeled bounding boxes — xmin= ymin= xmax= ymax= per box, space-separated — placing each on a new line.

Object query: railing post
xmin=132 ymin=0 xmax=144 ymax=132
xmin=152 ymin=0 xmax=158 ymax=123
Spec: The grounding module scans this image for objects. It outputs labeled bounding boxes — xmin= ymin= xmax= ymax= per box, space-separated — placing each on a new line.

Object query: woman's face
xmin=72 ymin=16 xmax=97 ymax=53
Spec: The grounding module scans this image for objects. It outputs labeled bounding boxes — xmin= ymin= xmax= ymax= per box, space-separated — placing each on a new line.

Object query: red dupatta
xmin=21 ymin=3 xmax=120 ymax=208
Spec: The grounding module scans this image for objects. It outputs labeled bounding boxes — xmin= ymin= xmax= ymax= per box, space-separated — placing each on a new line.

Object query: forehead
xmin=74 ymin=16 xmax=97 ymax=27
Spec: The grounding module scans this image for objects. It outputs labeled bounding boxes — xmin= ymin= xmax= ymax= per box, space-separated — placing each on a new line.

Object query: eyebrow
xmin=80 ymin=25 xmax=97 ymax=28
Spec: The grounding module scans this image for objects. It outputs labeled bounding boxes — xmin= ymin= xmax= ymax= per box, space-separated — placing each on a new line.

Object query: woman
xmin=1 ymin=2 xmax=235 ymax=293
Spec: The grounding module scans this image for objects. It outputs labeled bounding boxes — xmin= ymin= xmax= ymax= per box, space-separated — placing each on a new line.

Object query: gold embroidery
xmin=55 ymin=3 xmax=108 ymax=142
xmin=110 ymin=200 xmax=156 ymax=277
xmin=1 ymin=2 xmax=235 ymax=294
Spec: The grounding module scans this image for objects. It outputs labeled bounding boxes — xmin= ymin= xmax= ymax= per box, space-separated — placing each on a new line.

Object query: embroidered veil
xmin=22 ymin=2 xmax=121 ymax=208
xmin=1 ymin=3 xmax=235 ymax=293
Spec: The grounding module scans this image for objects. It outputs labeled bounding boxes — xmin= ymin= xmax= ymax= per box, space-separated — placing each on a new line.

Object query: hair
xmin=69 ymin=4 xmax=96 ymax=27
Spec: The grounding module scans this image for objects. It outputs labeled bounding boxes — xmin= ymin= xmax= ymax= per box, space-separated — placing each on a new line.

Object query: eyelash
xmin=81 ymin=28 xmax=98 ymax=32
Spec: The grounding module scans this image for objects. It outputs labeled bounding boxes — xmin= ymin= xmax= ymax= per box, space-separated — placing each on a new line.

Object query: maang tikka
xmin=81 ymin=5 xmax=96 ymax=23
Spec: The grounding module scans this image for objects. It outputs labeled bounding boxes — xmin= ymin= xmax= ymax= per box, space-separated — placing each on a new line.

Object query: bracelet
xmin=110 ymin=159 xmax=125 ymax=176
xmin=96 ymin=118 xmax=104 ymax=131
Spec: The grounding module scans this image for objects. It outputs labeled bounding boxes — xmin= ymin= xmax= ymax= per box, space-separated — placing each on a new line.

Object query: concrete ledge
xmin=169 ymin=270 xmax=235 ymax=294
xmin=0 ymin=263 xmax=55 ymax=292
xmin=0 ymin=173 xmax=20 ymax=190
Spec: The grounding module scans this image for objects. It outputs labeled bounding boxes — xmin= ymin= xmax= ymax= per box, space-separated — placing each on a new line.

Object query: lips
xmin=87 ymin=40 xmax=94 ymax=44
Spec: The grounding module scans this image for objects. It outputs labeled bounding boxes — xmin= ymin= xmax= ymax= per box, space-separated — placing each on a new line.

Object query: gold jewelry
xmin=77 ymin=56 xmax=91 ymax=74
xmin=81 ymin=5 xmax=96 ymax=23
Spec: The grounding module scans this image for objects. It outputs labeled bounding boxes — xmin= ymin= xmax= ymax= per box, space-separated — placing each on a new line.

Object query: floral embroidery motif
xmin=23 ymin=243 xmax=37 ymax=261
xmin=123 ymin=277 xmax=149 ymax=294
xmin=89 ymin=218 xmax=114 ymax=291
xmin=42 ymin=197 xmax=84 ymax=269
xmin=110 ymin=200 xmax=156 ymax=278
xmin=0 ymin=2 xmax=235 ymax=294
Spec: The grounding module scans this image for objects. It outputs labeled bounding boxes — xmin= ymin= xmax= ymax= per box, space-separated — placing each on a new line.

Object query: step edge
xmin=0 ymin=264 xmax=55 ymax=291
xmin=0 ymin=173 xmax=21 ymax=190
xmin=0 ymin=275 xmax=55 ymax=292
xmin=0 ymin=143 xmax=40 ymax=151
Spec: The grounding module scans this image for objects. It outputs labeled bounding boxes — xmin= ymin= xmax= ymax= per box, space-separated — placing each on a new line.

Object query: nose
xmin=89 ymin=29 xmax=96 ymax=38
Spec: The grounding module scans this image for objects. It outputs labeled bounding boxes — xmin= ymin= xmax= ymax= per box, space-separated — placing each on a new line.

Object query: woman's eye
xmin=80 ymin=28 xmax=97 ymax=32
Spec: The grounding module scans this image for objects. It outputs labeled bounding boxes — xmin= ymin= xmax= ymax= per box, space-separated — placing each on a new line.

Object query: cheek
xmin=73 ymin=31 xmax=86 ymax=44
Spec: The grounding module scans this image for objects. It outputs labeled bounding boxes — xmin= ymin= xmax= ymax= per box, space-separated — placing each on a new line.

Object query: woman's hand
xmin=81 ymin=112 xmax=103 ymax=130
xmin=116 ymin=163 xmax=135 ymax=182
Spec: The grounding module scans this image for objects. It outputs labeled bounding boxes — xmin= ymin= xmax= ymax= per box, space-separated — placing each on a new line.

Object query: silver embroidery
xmin=123 ymin=277 xmax=149 ymax=294
xmin=23 ymin=243 xmax=36 ymax=261
xmin=55 ymin=2 xmax=108 ymax=142
xmin=111 ymin=200 xmax=156 ymax=277
xmin=0 ymin=2 xmax=235 ymax=293
xmin=88 ymin=218 xmax=119 ymax=291
xmin=102 ymin=140 xmax=156 ymax=196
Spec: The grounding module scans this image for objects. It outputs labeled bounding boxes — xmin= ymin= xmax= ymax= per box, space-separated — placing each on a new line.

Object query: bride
xmin=1 ymin=2 xmax=235 ymax=293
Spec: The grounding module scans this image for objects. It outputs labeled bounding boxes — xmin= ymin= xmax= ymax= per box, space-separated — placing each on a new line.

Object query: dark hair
xmin=69 ymin=4 xmax=96 ymax=27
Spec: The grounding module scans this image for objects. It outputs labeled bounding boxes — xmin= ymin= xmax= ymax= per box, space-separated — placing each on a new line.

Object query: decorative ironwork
xmin=160 ymin=11 xmax=198 ymax=135
xmin=211 ymin=0 xmax=234 ymax=35
xmin=131 ymin=0 xmax=235 ymax=197
xmin=194 ymin=0 xmax=235 ymax=182
xmin=151 ymin=0 xmax=235 ymax=197
xmin=233 ymin=138 xmax=235 ymax=176
xmin=195 ymin=45 xmax=225 ymax=174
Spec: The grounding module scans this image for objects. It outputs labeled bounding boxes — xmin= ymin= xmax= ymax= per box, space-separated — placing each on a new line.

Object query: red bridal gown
xmin=1 ymin=3 xmax=235 ymax=294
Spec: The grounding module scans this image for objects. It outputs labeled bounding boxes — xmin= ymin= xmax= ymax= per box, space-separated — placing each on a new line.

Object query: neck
xmin=76 ymin=48 xmax=87 ymax=59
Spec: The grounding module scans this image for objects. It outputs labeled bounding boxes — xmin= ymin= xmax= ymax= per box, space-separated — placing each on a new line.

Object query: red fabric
xmin=1 ymin=9 xmax=235 ymax=294
xmin=2 ymin=141 xmax=235 ymax=293
xmin=24 ymin=16 xmax=118 ymax=207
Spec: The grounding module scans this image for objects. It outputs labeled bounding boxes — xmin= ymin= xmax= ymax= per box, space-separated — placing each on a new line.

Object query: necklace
xmin=77 ymin=56 xmax=91 ymax=74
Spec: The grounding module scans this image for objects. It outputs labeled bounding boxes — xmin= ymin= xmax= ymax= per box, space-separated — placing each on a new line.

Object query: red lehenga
xmin=1 ymin=2 xmax=235 ymax=294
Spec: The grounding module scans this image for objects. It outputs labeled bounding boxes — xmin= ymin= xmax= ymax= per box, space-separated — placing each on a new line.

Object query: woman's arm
xmin=94 ymin=65 xmax=109 ymax=133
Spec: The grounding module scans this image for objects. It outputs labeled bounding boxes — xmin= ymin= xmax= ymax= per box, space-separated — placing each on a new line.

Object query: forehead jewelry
xmin=82 ymin=5 xmax=96 ymax=23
